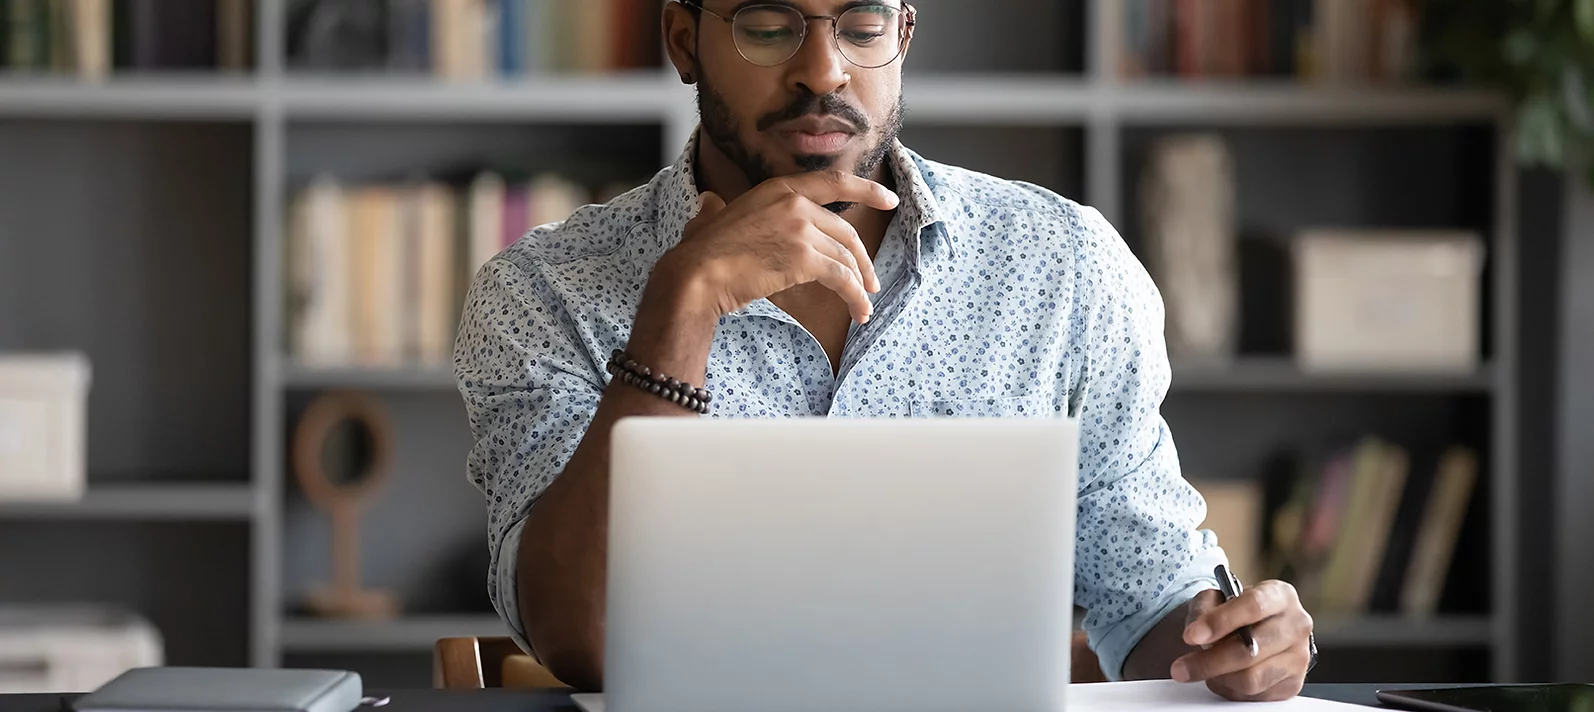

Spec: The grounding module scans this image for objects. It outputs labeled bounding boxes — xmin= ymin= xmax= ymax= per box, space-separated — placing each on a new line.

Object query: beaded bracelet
xmin=606 ymin=349 xmax=713 ymax=415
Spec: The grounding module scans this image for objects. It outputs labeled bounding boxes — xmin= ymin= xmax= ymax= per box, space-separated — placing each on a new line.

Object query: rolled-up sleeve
xmin=454 ymin=256 xmax=605 ymax=657
xmin=1067 ymin=206 xmax=1227 ymax=680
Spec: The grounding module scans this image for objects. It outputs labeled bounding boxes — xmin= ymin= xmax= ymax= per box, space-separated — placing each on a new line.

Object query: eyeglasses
xmin=684 ymin=1 xmax=916 ymax=69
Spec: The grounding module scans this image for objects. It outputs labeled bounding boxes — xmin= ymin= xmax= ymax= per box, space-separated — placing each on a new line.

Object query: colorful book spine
xmin=502 ymin=184 xmax=530 ymax=249
xmin=499 ymin=0 xmax=524 ymax=77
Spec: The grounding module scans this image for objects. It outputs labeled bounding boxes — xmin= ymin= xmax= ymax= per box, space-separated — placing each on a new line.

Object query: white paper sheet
xmin=571 ymin=680 xmax=1371 ymax=712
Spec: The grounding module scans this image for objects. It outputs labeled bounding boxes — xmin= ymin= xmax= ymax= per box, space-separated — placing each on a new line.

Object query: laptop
xmin=585 ymin=416 xmax=1080 ymax=712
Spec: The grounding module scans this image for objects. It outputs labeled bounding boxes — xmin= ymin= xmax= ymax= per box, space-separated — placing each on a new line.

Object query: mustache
xmin=756 ymin=91 xmax=871 ymax=133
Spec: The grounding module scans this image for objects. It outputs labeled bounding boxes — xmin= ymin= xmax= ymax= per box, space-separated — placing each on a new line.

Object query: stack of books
xmin=283 ymin=171 xmax=619 ymax=369
xmin=1113 ymin=0 xmax=1421 ymax=84
xmin=1 ymin=0 xmax=253 ymax=78
xmin=287 ymin=0 xmax=662 ymax=79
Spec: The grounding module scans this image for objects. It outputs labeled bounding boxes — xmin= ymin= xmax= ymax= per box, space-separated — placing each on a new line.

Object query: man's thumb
xmin=697 ymin=191 xmax=726 ymax=215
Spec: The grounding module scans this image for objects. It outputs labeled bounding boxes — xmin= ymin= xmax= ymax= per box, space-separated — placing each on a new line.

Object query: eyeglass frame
xmin=679 ymin=0 xmax=918 ymax=69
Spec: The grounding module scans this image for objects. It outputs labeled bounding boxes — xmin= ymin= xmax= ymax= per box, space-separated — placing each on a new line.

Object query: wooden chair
xmin=435 ymin=632 xmax=1107 ymax=689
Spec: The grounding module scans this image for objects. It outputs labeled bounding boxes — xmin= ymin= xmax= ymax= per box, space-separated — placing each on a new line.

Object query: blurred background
xmin=0 ymin=0 xmax=1590 ymax=692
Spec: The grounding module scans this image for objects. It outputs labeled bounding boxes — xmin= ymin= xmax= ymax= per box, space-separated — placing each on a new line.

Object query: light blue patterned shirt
xmin=455 ymin=135 xmax=1226 ymax=680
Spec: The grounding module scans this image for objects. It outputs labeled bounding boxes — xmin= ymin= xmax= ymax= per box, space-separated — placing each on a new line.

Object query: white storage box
xmin=0 ymin=605 xmax=162 ymax=694
xmin=1293 ymin=231 xmax=1484 ymax=372
xmin=0 ymin=353 xmax=92 ymax=501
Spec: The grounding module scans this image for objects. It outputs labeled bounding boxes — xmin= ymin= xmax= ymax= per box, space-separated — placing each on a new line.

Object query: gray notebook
xmin=75 ymin=667 xmax=363 ymax=712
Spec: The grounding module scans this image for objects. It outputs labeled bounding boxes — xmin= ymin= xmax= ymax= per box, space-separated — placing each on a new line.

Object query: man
xmin=455 ymin=0 xmax=1315 ymax=699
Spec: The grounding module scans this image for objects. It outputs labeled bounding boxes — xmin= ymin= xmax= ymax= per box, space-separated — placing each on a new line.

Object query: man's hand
xmin=1172 ymin=581 xmax=1315 ymax=702
xmin=654 ymin=170 xmax=901 ymax=325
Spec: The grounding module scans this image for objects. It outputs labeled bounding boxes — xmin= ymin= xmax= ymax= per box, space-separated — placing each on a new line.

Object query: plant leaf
xmin=1578 ymin=0 xmax=1594 ymax=43
xmin=1504 ymin=29 xmax=1539 ymax=67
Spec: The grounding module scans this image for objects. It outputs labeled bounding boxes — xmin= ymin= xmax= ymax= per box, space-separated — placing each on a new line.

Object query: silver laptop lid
xmin=605 ymin=417 xmax=1079 ymax=712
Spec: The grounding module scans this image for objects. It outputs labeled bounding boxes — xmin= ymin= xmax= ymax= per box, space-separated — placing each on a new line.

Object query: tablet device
xmin=1376 ymin=684 xmax=1594 ymax=712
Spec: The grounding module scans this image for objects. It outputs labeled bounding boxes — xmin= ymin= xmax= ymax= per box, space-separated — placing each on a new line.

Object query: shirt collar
xmin=652 ymin=129 xmax=953 ymax=270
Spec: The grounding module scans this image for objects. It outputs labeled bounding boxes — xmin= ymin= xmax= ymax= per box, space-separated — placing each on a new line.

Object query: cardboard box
xmin=1293 ymin=231 xmax=1484 ymax=372
xmin=0 ymin=353 xmax=92 ymax=501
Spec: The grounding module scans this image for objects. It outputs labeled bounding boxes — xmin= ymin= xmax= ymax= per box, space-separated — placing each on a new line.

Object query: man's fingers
xmin=807 ymin=252 xmax=874 ymax=324
xmin=807 ymin=204 xmax=879 ymax=292
xmin=1172 ymin=613 xmax=1297 ymax=682
xmin=1186 ymin=580 xmax=1293 ymax=647
xmin=780 ymin=170 xmax=900 ymax=212
xmin=682 ymin=191 xmax=728 ymax=241
xmin=807 ymin=228 xmax=870 ymax=294
xmin=1204 ymin=646 xmax=1309 ymax=701
xmin=1251 ymin=668 xmax=1308 ymax=702
xmin=1183 ymin=589 xmax=1222 ymax=641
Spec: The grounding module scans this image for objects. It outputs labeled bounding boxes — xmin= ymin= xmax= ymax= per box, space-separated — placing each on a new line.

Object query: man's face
xmin=689 ymin=0 xmax=911 ymax=187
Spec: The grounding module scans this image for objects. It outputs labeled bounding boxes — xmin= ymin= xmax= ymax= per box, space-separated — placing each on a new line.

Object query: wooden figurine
xmin=292 ymin=390 xmax=399 ymax=620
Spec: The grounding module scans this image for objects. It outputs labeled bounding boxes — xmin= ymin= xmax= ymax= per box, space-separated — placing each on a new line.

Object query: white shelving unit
xmin=0 ymin=0 xmax=1521 ymax=685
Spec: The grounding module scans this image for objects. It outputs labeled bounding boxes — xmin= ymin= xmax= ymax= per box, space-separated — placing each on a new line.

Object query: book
xmin=1315 ymin=438 xmax=1388 ymax=612
xmin=610 ymin=0 xmax=648 ymax=70
xmin=433 ymin=0 xmax=493 ymax=80
xmin=528 ymin=173 xmax=588 ymax=228
xmin=349 ymin=186 xmax=402 ymax=366
xmin=1193 ymin=480 xmax=1263 ymax=583
xmin=125 ymin=0 xmax=217 ymax=69
xmin=503 ymin=183 xmax=530 ymax=249
xmin=1368 ymin=448 xmax=1441 ymax=612
xmin=430 ymin=0 xmax=456 ymax=78
xmin=47 ymin=0 xmax=71 ymax=73
xmin=73 ymin=0 xmax=111 ymax=79
xmin=498 ymin=0 xmax=525 ymax=76
xmin=572 ymin=0 xmax=609 ymax=73
xmin=217 ymin=0 xmax=252 ymax=71
xmin=388 ymin=0 xmax=431 ymax=72
xmin=287 ymin=177 xmax=352 ymax=366
xmin=415 ymin=183 xmax=458 ymax=366
xmin=0 ymin=1 xmax=9 ymax=69
xmin=1400 ymin=448 xmax=1479 ymax=616
xmin=396 ymin=181 xmax=426 ymax=363
xmin=1344 ymin=444 xmax=1408 ymax=612
xmin=524 ymin=0 xmax=552 ymax=74
xmin=9 ymin=0 xmax=47 ymax=71
xmin=468 ymin=172 xmax=506 ymax=281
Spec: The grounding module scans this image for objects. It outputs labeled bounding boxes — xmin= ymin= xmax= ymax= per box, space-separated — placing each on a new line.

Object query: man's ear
xmin=663 ymin=2 xmax=700 ymax=83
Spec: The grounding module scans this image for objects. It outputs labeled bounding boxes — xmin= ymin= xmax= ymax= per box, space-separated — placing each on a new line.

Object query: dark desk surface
xmin=0 ymin=683 xmax=1478 ymax=712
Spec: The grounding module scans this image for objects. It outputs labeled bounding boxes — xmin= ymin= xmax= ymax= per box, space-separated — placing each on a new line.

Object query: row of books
xmin=1113 ymin=0 xmax=1421 ymax=83
xmin=284 ymin=172 xmax=629 ymax=368
xmin=1262 ymin=438 xmax=1477 ymax=616
xmin=1196 ymin=439 xmax=1480 ymax=618
xmin=1 ymin=0 xmax=252 ymax=76
xmin=288 ymin=0 xmax=661 ymax=79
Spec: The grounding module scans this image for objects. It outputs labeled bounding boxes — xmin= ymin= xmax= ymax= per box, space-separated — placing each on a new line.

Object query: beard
xmin=696 ymin=68 xmax=906 ymax=212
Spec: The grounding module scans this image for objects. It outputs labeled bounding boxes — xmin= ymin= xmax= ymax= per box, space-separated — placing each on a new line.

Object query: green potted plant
xmin=1426 ymin=0 xmax=1594 ymax=184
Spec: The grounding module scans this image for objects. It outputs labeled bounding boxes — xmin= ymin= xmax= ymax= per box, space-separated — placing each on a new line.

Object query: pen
xmin=1214 ymin=564 xmax=1259 ymax=658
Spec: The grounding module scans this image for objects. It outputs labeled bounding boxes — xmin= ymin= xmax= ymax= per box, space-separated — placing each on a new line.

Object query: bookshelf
xmin=0 ymin=483 xmax=256 ymax=521
xmin=280 ymin=614 xmax=507 ymax=653
xmin=0 ymin=0 xmax=1523 ymax=687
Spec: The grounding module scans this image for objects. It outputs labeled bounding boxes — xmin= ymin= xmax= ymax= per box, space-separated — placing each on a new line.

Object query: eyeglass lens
xmin=730 ymin=4 xmax=906 ymax=68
